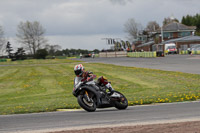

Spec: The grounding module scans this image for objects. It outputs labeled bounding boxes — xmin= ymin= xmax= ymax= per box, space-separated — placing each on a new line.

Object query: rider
xmin=74 ymin=64 xmax=114 ymax=93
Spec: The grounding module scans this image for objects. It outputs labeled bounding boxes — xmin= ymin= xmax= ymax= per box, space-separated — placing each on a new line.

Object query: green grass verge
xmin=0 ymin=59 xmax=200 ymax=115
xmin=0 ymin=58 xmax=79 ymax=65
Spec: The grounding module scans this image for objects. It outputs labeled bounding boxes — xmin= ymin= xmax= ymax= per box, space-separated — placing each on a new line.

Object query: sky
xmin=0 ymin=0 xmax=200 ymax=50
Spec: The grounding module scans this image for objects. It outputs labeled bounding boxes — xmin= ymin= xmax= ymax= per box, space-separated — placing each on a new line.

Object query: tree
xmin=54 ymin=50 xmax=63 ymax=56
xmin=45 ymin=44 xmax=62 ymax=56
xmin=62 ymin=49 xmax=70 ymax=56
xmin=35 ymin=49 xmax=48 ymax=59
xmin=163 ymin=17 xmax=179 ymax=25
xmin=181 ymin=16 xmax=186 ymax=25
xmin=16 ymin=21 xmax=47 ymax=56
xmin=146 ymin=21 xmax=160 ymax=32
xmin=124 ymin=18 xmax=143 ymax=40
xmin=14 ymin=47 xmax=26 ymax=60
xmin=0 ymin=26 xmax=6 ymax=55
xmin=182 ymin=15 xmax=193 ymax=26
xmin=93 ymin=49 xmax=100 ymax=54
xmin=181 ymin=14 xmax=200 ymax=35
xmin=195 ymin=14 xmax=200 ymax=35
xmin=6 ymin=41 xmax=13 ymax=58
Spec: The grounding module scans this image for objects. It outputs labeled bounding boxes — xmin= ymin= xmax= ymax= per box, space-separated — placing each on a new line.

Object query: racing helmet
xmin=74 ymin=64 xmax=85 ymax=76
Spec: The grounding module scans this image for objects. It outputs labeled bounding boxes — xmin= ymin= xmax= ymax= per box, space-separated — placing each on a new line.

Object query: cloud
xmin=1 ymin=0 xmax=200 ymax=50
xmin=1 ymin=0 xmax=200 ymax=37
xmin=38 ymin=0 xmax=130 ymax=36
xmin=109 ymin=0 xmax=133 ymax=5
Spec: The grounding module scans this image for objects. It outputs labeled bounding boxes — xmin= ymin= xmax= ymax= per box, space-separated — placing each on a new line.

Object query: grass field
xmin=0 ymin=59 xmax=200 ymax=115
xmin=0 ymin=58 xmax=77 ymax=65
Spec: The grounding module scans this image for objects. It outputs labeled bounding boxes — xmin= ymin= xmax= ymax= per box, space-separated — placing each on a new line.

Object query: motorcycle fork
xmin=85 ymin=91 xmax=91 ymax=102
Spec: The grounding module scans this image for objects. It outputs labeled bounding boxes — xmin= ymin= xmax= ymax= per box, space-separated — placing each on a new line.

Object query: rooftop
xmin=137 ymin=41 xmax=155 ymax=48
xmin=162 ymin=35 xmax=200 ymax=44
xmin=159 ymin=22 xmax=196 ymax=32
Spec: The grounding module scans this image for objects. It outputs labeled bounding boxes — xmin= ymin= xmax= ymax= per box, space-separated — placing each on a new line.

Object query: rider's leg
xmin=105 ymin=83 xmax=114 ymax=94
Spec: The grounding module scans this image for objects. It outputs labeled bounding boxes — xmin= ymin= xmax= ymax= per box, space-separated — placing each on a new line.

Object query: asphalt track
xmin=0 ymin=101 xmax=200 ymax=133
xmin=76 ymin=54 xmax=200 ymax=74
xmin=0 ymin=55 xmax=200 ymax=133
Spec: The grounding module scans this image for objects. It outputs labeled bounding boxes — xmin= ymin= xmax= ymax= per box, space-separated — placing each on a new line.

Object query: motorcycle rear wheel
xmin=78 ymin=94 xmax=96 ymax=112
xmin=113 ymin=91 xmax=128 ymax=110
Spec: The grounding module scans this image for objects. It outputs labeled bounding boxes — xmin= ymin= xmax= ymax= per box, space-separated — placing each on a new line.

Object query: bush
xmin=35 ymin=49 xmax=48 ymax=59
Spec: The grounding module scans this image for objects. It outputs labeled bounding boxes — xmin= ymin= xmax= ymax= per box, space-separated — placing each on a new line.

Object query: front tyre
xmin=77 ymin=95 xmax=96 ymax=112
xmin=114 ymin=91 xmax=128 ymax=110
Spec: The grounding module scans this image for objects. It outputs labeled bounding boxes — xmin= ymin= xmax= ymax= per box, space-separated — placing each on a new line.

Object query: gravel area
xmin=50 ymin=121 xmax=200 ymax=133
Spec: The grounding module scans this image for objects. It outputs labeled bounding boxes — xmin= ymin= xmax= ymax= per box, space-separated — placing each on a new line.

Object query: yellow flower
xmin=140 ymin=99 xmax=143 ymax=105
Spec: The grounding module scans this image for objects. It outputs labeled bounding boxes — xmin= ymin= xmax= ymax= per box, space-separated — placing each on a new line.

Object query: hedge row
xmin=0 ymin=59 xmax=12 ymax=62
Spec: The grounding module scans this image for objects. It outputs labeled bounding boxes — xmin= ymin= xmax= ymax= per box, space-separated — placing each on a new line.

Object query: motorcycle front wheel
xmin=77 ymin=93 xmax=96 ymax=112
xmin=113 ymin=91 xmax=128 ymax=110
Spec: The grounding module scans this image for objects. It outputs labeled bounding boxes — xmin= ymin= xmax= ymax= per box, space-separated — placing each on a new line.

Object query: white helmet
xmin=74 ymin=64 xmax=85 ymax=76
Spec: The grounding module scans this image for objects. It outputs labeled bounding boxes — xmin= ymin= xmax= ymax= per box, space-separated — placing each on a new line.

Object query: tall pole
xmin=161 ymin=26 xmax=164 ymax=42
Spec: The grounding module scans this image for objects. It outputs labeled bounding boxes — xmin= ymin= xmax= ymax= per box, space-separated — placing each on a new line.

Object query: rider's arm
xmin=81 ymin=71 xmax=94 ymax=83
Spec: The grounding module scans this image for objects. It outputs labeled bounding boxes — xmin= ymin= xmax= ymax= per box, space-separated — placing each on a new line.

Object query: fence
xmin=127 ymin=52 xmax=157 ymax=58
xmin=180 ymin=50 xmax=200 ymax=55
xmin=179 ymin=51 xmax=189 ymax=54
xmin=99 ymin=51 xmax=127 ymax=57
xmin=99 ymin=51 xmax=157 ymax=58
xmin=192 ymin=51 xmax=200 ymax=54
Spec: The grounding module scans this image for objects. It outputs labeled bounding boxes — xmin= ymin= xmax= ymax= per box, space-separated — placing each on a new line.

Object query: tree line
xmin=0 ymin=21 xmax=48 ymax=59
xmin=181 ymin=14 xmax=200 ymax=35
xmin=0 ymin=21 xmax=99 ymax=60
xmin=4 ymin=41 xmax=99 ymax=60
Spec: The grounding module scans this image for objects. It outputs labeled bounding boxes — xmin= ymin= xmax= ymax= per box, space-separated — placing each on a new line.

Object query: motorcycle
xmin=73 ymin=75 xmax=128 ymax=112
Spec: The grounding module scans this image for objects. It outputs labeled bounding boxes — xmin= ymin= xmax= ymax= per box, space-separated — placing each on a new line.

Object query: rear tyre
xmin=77 ymin=94 xmax=96 ymax=112
xmin=114 ymin=91 xmax=128 ymax=110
